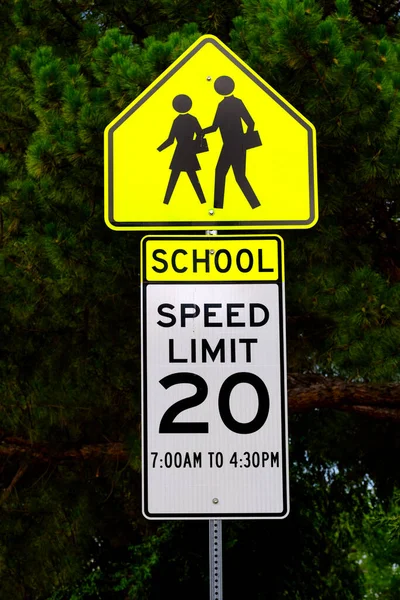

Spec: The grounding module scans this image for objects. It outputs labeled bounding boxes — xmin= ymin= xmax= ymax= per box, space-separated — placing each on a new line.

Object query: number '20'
xmin=159 ymin=372 xmax=269 ymax=434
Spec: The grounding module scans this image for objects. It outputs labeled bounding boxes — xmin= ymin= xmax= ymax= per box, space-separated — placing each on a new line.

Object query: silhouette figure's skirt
xmin=170 ymin=145 xmax=201 ymax=172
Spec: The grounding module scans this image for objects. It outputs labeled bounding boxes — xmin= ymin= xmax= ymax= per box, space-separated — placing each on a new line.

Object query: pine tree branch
xmin=0 ymin=435 xmax=128 ymax=466
xmin=0 ymin=376 xmax=399 ymax=466
xmin=0 ymin=209 xmax=3 ymax=247
xmin=50 ymin=0 xmax=83 ymax=32
xmin=287 ymin=374 xmax=400 ymax=417
xmin=111 ymin=8 xmax=148 ymax=41
xmin=0 ymin=463 xmax=28 ymax=506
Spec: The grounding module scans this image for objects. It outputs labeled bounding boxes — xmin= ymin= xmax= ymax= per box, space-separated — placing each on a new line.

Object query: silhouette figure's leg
xmin=214 ymin=149 xmax=231 ymax=209
xmin=163 ymin=171 xmax=180 ymax=204
xmin=188 ymin=172 xmax=206 ymax=204
xmin=232 ymin=154 xmax=260 ymax=209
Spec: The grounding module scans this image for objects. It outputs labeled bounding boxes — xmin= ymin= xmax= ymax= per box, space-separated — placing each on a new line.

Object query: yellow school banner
xmin=104 ymin=35 xmax=318 ymax=230
xmin=143 ymin=236 xmax=283 ymax=282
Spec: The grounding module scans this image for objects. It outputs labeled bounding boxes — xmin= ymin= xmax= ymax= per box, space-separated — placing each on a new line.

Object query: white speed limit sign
xmin=141 ymin=235 xmax=289 ymax=519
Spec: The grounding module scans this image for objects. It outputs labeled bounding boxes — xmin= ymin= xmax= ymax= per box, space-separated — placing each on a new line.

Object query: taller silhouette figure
xmin=203 ymin=76 xmax=261 ymax=209
xmin=158 ymin=94 xmax=206 ymax=205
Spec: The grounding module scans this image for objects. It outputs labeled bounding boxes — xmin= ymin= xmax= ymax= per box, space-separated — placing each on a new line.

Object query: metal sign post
xmin=209 ymin=519 xmax=223 ymax=599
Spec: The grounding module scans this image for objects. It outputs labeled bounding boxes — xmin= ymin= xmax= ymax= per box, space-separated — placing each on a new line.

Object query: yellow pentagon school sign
xmin=105 ymin=35 xmax=318 ymax=230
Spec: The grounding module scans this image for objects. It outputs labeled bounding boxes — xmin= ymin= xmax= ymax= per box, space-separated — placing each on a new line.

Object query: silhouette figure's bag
xmin=243 ymin=130 xmax=262 ymax=150
xmin=193 ymin=136 xmax=209 ymax=154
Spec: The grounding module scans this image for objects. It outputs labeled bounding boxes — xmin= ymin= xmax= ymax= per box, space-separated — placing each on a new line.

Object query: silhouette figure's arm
xmin=193 ymin=119 xmax=204 ymax=141
xmin=203 ymin=124 xmax=218 ymax=135
xmin=203 ymin=106 xmax=221 ymax=135
xmin=157 ymin=123 xmax=176 ymax=151
xmin=239 ymin=99 xmax=255 ymax=132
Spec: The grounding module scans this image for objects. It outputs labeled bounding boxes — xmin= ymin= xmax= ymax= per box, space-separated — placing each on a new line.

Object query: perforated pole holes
xmin=209 ymin=519 xmax=223 ymax=600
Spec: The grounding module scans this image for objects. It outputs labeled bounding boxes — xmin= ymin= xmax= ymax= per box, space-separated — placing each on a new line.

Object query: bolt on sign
xmin=105 ymin=35 xmax=318 ymax=231
xmin=141 ymin=235 xmax=289 ymax=519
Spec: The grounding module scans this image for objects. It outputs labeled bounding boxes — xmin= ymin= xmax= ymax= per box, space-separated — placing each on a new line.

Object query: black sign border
xmin=141 ymin=235 xmax=288 ymax=519
xmin=108 ymin=36 xmax=316 ymax=230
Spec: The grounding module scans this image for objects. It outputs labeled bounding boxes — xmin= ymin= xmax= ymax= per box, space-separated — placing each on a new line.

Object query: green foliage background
xmin=0 ymin=0 xmax=399 ymax=598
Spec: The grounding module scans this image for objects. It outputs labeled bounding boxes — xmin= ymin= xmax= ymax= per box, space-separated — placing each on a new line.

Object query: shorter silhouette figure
xmin=158 ymin=94 xmax=207 ymax=205
xmin=203 ymin=76 xmax=261 ymax=209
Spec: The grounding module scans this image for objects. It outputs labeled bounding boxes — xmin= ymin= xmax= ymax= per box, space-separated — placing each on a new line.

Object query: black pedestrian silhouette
xmin=203 ymin=76 xmax=261 ymax=209
xmin=158 ymin=94 xmax=207 ymax=205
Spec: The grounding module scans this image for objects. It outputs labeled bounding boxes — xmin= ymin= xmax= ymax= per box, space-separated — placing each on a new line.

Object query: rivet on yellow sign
xmin=104 ymin=35 xmax=318 ymax=231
